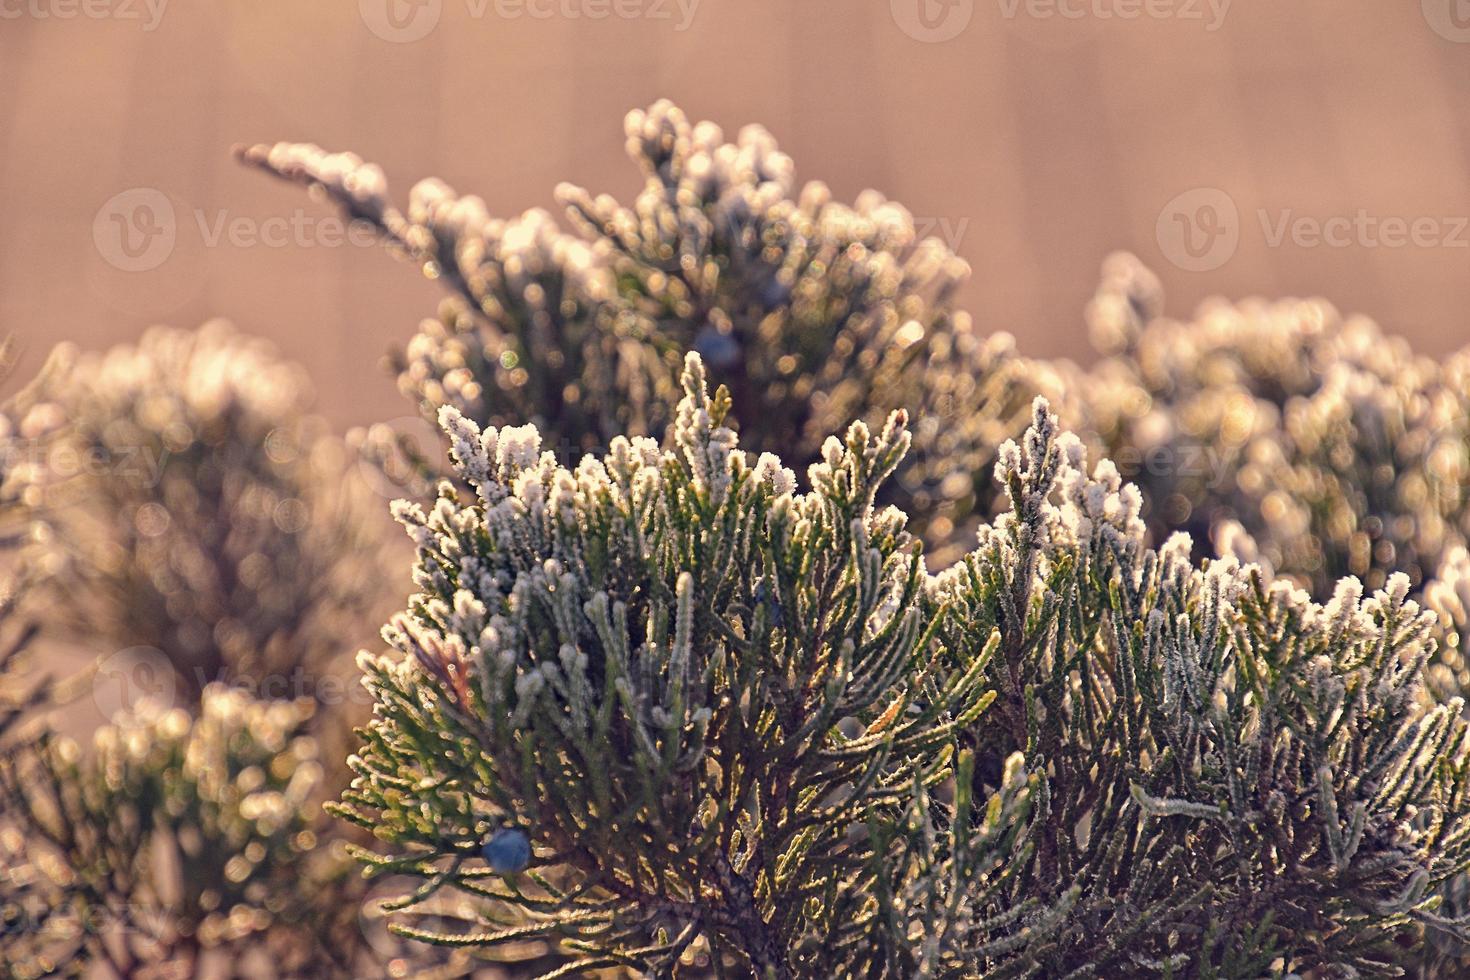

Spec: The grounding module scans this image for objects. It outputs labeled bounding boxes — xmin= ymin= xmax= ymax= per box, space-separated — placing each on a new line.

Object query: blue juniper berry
xmin=481 ymin=828 xmax=532 ymax=875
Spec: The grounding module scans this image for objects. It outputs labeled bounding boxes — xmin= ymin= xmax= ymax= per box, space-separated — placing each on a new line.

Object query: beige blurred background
xmin=2 ymin=1 xmax=1469 ymax=427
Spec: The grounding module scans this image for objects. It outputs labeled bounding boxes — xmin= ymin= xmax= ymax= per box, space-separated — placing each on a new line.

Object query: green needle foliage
xmin=238 ymin=100 xmax=1048 ymax=565
xmin=0 ymin=103 xmax=1451 ymax=978
xmin=337 ymin=354 xmax=1470 ymax=977
xmin=934 ymin=400 xmax=1470 ymax=976
xmin=336 ymin=352 xmax=1007 ymax=976
xmin=0 ymin=687 xmax=361 ymax=978
xmin=237 ymin=102 xmax=1470 ymax=703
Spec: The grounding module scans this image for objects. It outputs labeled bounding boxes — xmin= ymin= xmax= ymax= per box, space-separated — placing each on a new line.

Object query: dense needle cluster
xmin=238 ymin=99 xmax=1050 ymax=565
xmin=0 ymin=688 xmax=356 ymax=978
xmin=238 ymin=104 xmax=1470 ymax=657
xmin=339 ymin=357 xmax=1470 ymax=976
xmin=1083 ymin=251 xmax=1470 ymax=592
xmin=1080 ymin=252 xmax=1470 ymax=695
xmin=337 ymin=354 xmax=993 ymax=975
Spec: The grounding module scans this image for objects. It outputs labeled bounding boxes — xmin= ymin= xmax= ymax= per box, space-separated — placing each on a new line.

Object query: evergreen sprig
xmin=238 ymin=100 xmax=1050 ymax=564
xmin=0 ymin=688 xmax=359 ymax=978
xmin=933 ymin=399 xmax=1470 ymax=975
xmin=340 ymin=356 xmax=1470 ymax=976
xmin=335 ymin=353 xmax=1024 ymax=976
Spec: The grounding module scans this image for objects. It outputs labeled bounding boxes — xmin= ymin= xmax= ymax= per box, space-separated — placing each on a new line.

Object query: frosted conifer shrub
xmin=239 ymin=100 xmax=1052 ymax=563
xmin=25 ymin=322 xmax=390 ymax=702
xmin=1080 ymin=253 xmax=1470 ymax=706
xmin=0 ymin=688 xmax=365 ymax=978
xmin=1083 ymin=259 xmax=1469 ymax=594
xmin=339 ymin=355 xmax=1470 ymax=976
xmin=933 ymin=401 xmax=1470 ymax=974
xmin=336 ymin=353 xmax=1025 ymax=975
xmin=0 ymin=328 xmax=460 ymax=979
